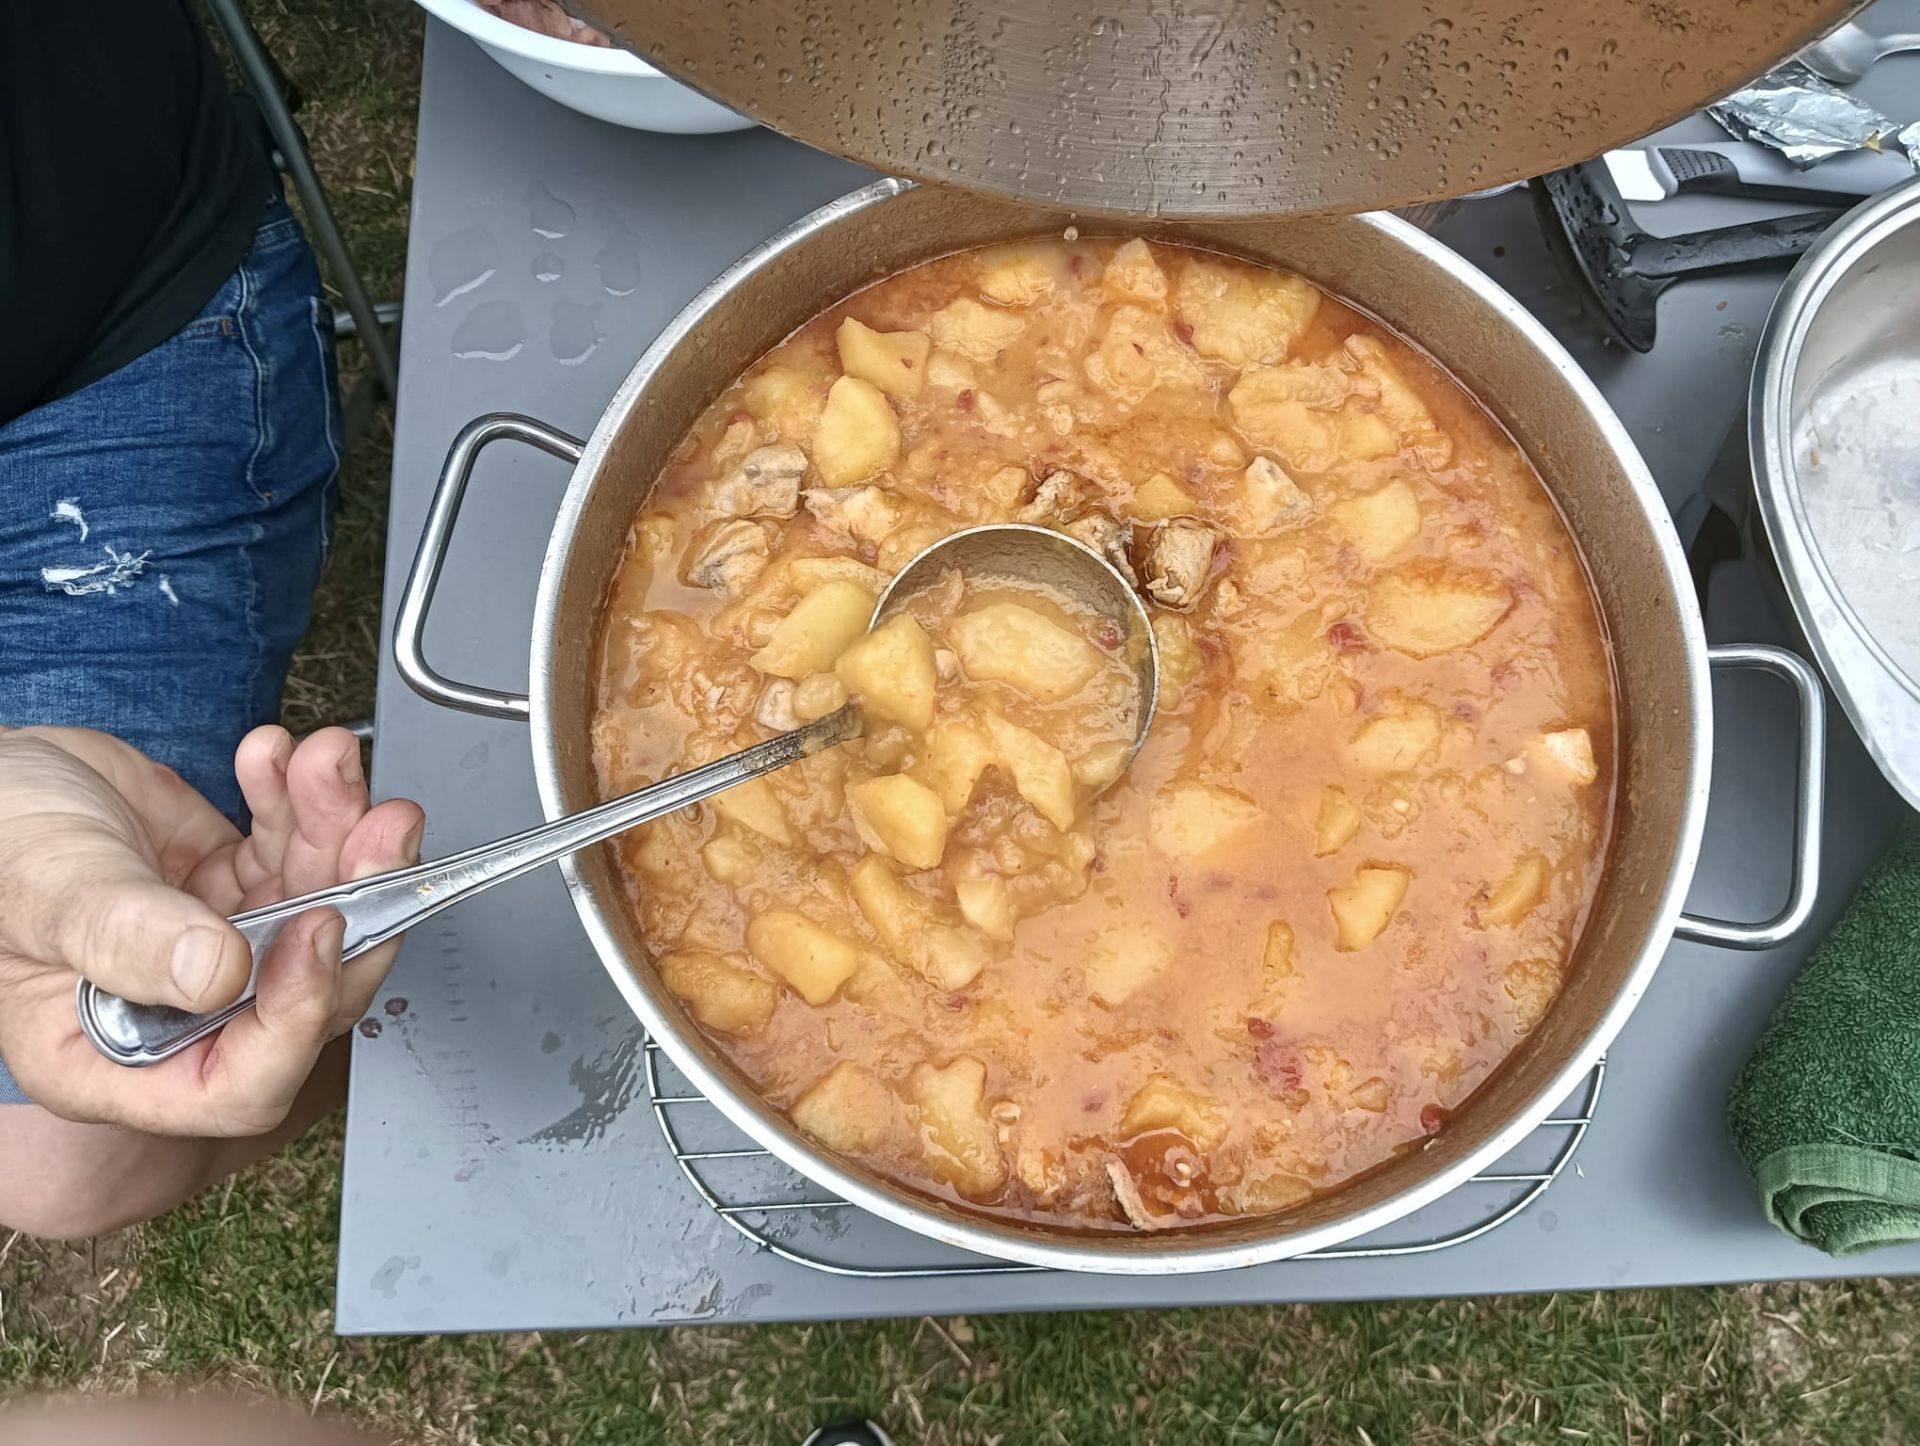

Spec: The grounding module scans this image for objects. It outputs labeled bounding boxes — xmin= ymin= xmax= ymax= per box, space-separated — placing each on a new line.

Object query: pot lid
xmin=576 ymin=0 xmax=1864 ymax=217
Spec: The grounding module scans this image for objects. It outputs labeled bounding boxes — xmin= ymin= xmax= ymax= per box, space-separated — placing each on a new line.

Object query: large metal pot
xmin=395 ymin=179 xmax=1825 ymax=1273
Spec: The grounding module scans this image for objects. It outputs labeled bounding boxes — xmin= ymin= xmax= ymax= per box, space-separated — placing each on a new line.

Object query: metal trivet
xmin=644 ymin=1040 xmax=1607 ymax=1278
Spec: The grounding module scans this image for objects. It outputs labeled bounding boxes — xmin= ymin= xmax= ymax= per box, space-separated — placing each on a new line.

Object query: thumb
xmin=1 ymin=832 xmax=252 ymax=1012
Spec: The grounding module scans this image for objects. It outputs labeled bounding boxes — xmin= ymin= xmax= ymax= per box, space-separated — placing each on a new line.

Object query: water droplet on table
xmin=429 ymin=226 xmax=498 ymax=306
xmin=528 ymin=181 xmax=574 ymax=239
xmin=451 ymin=300 xmax=525 ymax=361
xmin=551 ymin=298 xmax=603 ymax=367
xmin=532 ymin=251 xmax=564 ymax=283
xmin=596 ymin=222 xmax=643 ymax=297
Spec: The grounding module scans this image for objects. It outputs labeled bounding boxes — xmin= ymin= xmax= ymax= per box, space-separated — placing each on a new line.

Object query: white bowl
xmin=411 ymin=0 xmax=756 ymax=134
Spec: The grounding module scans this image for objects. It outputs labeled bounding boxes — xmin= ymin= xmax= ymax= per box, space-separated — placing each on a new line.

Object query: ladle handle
xmin=75 ymin=706 xmax=862 ymax=1067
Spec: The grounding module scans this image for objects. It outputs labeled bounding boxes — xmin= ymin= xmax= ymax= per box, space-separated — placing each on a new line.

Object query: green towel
xmin=1729 ymin=819 xmax=1920 ymax=1256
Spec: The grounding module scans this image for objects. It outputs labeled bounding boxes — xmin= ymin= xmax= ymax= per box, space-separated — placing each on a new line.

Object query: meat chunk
xmin=1139 ymin=518 xmax=1220 ymax=610
xmin=710 ymin=444 xmax=806 ymax=519
xmin=1062 ymin=511 xmax=1138 ymax=584
xmin=1105 ymin=1158 xmax=1165 ymax=1231
xmin=1234 ymin=456 xmax=1312 ymax=535
xmin=755 ymin=678 xmax=800 ymax=732
xmin=1015 ymin=469 xmax=1099 ymax=526
xmin=682 ymin=518 xmax=775 ymax=593
xmin=803 ymin=484 xmax=904 ymax=546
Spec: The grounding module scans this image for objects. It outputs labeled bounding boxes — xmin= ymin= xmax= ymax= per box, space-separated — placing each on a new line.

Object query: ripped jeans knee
xmin=0 ymin=194 xmax=341 ymax=824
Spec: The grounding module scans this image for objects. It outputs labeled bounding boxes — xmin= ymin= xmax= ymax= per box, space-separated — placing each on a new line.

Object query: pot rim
xmin=527 ymin=178 xmax=1712 ymax=1273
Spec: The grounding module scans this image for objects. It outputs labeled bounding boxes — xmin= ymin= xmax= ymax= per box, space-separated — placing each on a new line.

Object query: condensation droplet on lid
xmin=531 ymin=251 xmax=563 ymax=284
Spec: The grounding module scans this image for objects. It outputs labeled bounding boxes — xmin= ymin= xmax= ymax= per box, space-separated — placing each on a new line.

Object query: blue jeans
xmin=0 ymin=195 xmax=341 ymax=1106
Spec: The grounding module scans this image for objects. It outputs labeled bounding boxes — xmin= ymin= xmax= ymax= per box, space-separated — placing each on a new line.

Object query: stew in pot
xmin=589 ymin=235 xmax=1616 ymax=1232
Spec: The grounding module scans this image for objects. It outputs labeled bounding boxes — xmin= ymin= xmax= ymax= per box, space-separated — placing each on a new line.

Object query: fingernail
xmin=337 ymin=745 xmax=365 ymax=787
xmin=171 ymin=927 xmax=226 ymax=1003
xmin=316 ymin=910 xmax=347 ymax=958
xmin=402 ymin=817 xmax=425 ymax=865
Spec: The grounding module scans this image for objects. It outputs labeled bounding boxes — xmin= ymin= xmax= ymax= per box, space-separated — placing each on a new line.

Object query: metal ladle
xmin=77 ymin=523 xmax=1158 ymax=1066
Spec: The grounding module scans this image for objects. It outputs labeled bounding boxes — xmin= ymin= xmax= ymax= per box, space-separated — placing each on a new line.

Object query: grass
xmin=4 ymin=2 xmax=1920 ymax=1441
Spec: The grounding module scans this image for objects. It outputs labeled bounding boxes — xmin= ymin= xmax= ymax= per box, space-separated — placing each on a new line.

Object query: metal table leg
xmin=202 ymin=0 xmax=401 ymax=403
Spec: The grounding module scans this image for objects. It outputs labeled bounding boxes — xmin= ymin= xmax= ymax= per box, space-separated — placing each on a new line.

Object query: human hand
xmin=0 ymin=725 xmax=423 ymax=1136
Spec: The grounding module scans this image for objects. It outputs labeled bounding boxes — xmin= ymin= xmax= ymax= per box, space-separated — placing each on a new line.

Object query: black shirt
xmin=0 ymin=2 xmax=275 ymax=425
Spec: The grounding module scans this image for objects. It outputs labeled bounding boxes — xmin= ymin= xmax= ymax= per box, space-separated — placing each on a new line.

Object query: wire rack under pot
xmin=643 ymin=1039 xmax=1606 ymax=1278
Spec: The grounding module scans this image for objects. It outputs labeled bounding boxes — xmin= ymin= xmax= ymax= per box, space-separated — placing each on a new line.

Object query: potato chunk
xmin=835 ymin=317 xmax=930 ymax=399
xmin=792 ymin=1061 xmax=893 ymax=1153
xmin=1314 ymin=787 xmax=1362 ymax=856
xmin=1151 ymin=614 xmax=1207 ymax=694
xmin=1367 ymin=566 xmax=1511 ymax=658
xmin=742 ymin=362 xmax=827 ymax=442
xmin=746 ymin=908 xmax=862 ymax=1005
xmin=810 ymin=376 xmax=901 ymax=487
xmin=847 ymin=773 xmax=950 ymax=871
xmin=1102 ymin=237 xmax=1168 ymax=306
xmin=1085 ymin=306 xmax=1198 ymax=406
xmin=1231 ymin=1168 xmax=1314 ymax=1214
xmin=1349 ymin=702 xmax=1442 ymax=772
xmin=928 ymin=297 xmax=1025 ymax=362
xmin=1121 ymin=1074 xmax=1228 ymax=1151
xmin=1085 ymin=928 xmax=1171 ymax=1007
xmin=1477 ymin=852 xmax=1549 ymax=927
xmin=1127 ymin=471 xmax=1199 ymax=521
xmin=948 ymin=602 xmax=1100 ymax=702
xmin=849 ymin=854 xmax=986 ymax=989
xmin=1328 ymin=865 xmax=1410 ymax=951
xmin=792 ymin=671 xmax=850 ymax=721
xmin=983 ymin=712 xmax=1078 ymax=831
xmin=657 ymin=950 xmax=778 ymax=1034
xmin=700 ymin=830 xmax=760 ymax=886
xmin=1228 ymin=363 xmax=1397 ymax=474
xmin=921 ymin=718 xmax=997 ymax=813
xmin=1330 ymin=480 xmax=1422 ymax=562
xmin=907 ymin=1057 xmax=1007 ymax=1197
xmin=1242 ymin=613 xmax=1333 ymax=713
xmin=954 ymin=875 xmax=1016 ymax=943
xmin=1348 ymin=1077 xmax=1391 ymax=1113
xmin=924 ymin=348 xmax=978 ymax=392
xmin=1344 ymin=334 xmax=1452 ymax=468
xmin=1527 ymin=728 xmax=1598 ymax=786
xmin=709 ymin=775 xmax=794 ymax=845
xmin=1149 ymin=782 xmax=1263 ymax=859
xmin=1174 ymin=257 xmax=1320 ymax=367
xmin=749 ymin=579 xmax=875 ymax=678
xmin=976 ymin=246 xmax=1056 ymax=306
xmin=834 ymin=613 xmax=936 ymax=731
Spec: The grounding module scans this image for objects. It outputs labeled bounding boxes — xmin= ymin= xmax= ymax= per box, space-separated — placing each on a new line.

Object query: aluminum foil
xmin=1709 ymin=61 xmax=1910 ymax=167
xmin=1900 ymin=121 xmax=1920 ymax=168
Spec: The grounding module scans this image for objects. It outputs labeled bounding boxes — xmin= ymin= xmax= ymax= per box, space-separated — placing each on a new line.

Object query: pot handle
xmin=1673 ymin=644 xmax=1826 ymax=951
xmin=393 ymin=413 xmax=586 ymax=720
